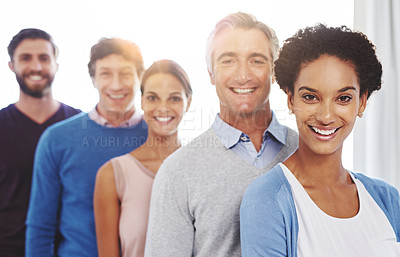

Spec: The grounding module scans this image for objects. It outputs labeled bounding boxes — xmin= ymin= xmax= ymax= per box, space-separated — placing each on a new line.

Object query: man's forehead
xmin=95 ymin=54 xmax=136 ymax=70
xmin=213 ymin=28 xmax=271 ymax=57
xmin=15 ymin=39 xmax=53 ymax=55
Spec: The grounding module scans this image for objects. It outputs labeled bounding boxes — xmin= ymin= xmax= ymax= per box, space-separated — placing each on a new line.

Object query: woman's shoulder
xmin=243 ymin=164 xmax=292 ymax=204
xmin=352 ymin=172 xmax=400 ymax=215
xmin=353 ymin=172 xmax=399 ymax=197
xmin=241 ymin=163 xmax=297 ymax=229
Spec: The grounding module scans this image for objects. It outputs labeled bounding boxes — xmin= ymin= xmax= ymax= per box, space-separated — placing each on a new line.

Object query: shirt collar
xmin=88 ymin=106 xmax=143 ymax=128
xmin=266 ymin=112 xmax=287 ymax=145
xmin=212 ymin=111 xmax=287 ymax=149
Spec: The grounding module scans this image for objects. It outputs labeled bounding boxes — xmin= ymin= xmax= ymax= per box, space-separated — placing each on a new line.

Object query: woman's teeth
xmin=155 ymin=116 xmax=173 ymax=122
xmin=312 ymin=127 xmax=336 ymax=135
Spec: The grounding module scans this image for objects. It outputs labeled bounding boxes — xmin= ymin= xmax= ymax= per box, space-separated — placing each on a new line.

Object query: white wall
xmin=0 ymin=0 xmax=354 ymax=166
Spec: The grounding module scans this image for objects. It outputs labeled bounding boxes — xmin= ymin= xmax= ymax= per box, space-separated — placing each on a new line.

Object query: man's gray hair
xmin=205 ymin=12 xmax=279 ymax=75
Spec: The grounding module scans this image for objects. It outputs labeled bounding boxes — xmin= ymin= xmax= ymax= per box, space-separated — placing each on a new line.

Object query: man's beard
xmin=16 ymin=73 xmax=54 ymax=98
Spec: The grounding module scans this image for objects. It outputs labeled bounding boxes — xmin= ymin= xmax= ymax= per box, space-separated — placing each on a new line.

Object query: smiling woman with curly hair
xmin=240 ymin=24 xmax=400 ymax=257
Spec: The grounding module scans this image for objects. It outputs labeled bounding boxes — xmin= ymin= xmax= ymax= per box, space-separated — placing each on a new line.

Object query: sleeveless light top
xmin=111 ymin=154 xmax=155 ymax=257
xmin=280 ymin=163 xmax=399 ymax=257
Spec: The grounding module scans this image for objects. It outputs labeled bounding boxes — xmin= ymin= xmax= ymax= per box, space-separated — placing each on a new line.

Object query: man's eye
xmin=20 ymin=56 xmax=31 ymax=61
xmin=253 ymin=59 xmax=265 ymax=64
xmin=221 ymin=58 xmax=234 ymax=64
xmin=40 ymin=56 xmax=50 ymax=62
xmin=100 ymin=72 xmax=110 ymax=77
xmin=122 ymin=73 xmax=133 ymax=78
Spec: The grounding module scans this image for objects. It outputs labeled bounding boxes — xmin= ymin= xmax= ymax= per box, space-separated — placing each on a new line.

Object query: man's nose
xmin=236 ymin=61 xmax=252 ymax=84
xmin=109 ymin=75 xmax=124 ymax=90
xmin=30 ymin=59 xmax=43 ymax=71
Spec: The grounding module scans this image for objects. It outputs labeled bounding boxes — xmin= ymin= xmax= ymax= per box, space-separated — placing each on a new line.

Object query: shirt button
xmin=255 ymin=158 xmax=259 ymax=162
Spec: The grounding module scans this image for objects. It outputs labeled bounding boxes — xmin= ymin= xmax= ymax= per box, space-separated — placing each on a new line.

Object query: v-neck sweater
xmin=145 ymin=126 xmax=298 ymax=257
xmin=0 ymin=103 xmax=80 ymax=257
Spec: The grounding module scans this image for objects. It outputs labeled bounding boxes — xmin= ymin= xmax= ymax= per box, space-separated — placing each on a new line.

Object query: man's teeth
xmin=312 ymin=127 xmax=336 ymax=135
xmin=109 ymin=94 xmax=125 ymax=99
xmin=29 ymin=75 xmax=43 ymax=81
xmin=232 ymin=88 xmax=255 ymax=94
xmin=155 ymin=116 xmax=173 ymax=122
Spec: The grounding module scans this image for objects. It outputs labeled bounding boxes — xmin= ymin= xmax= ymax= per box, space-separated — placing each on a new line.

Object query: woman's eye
xmin=147 ymin=96 xmax=156 ymax=101
xmin=171 ymin=96 xmax=182 ymax=102
xmin=302 ymin=94 xmax=317 ymax=101
xmin=338 ymin=95 xmax=352 ymax=103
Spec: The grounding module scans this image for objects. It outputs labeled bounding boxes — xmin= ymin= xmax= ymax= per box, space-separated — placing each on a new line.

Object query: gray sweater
xmin=145 ymin=127 xmax=298 ymax=257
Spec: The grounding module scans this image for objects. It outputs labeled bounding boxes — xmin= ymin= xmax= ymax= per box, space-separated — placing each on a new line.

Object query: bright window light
xmin=0 ymin=0 xmax=354 ymax=168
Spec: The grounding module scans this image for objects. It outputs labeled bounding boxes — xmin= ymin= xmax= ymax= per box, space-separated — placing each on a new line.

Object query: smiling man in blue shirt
xmin=145 ymin=12 xmax=298 ymax=257
xmin=25 ymin=38 xmax=148 ymax=257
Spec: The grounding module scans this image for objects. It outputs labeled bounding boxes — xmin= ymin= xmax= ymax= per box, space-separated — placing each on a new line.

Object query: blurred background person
xmin=0 ymin=28 xmax=80 ymax=257
xmin=26 ymin=38 xmax=147 ymax=257
xmin=94 ymin=59 xmax=192 ymax=257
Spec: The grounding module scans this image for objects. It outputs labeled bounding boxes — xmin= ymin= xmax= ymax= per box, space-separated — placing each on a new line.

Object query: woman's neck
xmin=131 ymin=130 xmax=181 ymax=174
xmin=284 ymin=143 xmax=348 ymax=186
xmin=142 ymin=132 xmax=181 ymax=158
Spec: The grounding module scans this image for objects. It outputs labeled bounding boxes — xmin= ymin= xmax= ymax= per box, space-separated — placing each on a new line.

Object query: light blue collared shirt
xmin=212 ymin=112 xmax=287 ymax=168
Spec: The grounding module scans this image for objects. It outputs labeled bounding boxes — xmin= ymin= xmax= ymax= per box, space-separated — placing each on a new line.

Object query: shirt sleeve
xmin=145 ymin=160 xmax=194 ymax=256
xmin=26 ymin=128 xmax=62 ymax=257
xmin=240 ymin=178 xmax=290 ymax=257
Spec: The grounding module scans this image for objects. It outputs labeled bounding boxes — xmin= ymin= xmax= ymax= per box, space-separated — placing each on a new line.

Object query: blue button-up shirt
xmin=212 ymin=112 xmax=287 ymax=168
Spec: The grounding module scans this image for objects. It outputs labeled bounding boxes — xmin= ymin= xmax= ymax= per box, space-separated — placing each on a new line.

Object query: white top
xmin=280 ymin=163 xmax=399 ymax=257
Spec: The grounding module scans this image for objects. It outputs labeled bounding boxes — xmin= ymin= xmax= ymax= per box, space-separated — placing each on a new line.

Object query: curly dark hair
xmin=274 ymin=24 xmax=382 ymax=99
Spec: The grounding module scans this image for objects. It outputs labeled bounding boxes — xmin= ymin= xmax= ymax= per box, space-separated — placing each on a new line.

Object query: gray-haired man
xmin=145 ymin=12 xmax=298 ymax=257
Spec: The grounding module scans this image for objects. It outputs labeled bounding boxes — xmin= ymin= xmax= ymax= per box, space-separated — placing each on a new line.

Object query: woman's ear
xmin=185 ymin=97 xmax=192 ymax=112
xmin=287 ymin=90 xmax=294 ymax=112
xmin=358 ymin=91 xmax=368 ymax=116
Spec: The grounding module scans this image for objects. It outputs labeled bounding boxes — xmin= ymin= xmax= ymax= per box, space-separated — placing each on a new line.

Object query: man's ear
xmin=91 ymin=77 xmax=97 ymax=89
xmin=208 ymin=69 xmax=215 ymax=85
xmin=8 ymin=61 xmax=14 ymax=72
